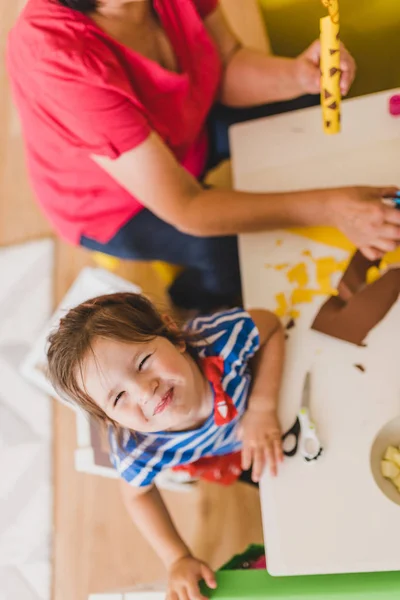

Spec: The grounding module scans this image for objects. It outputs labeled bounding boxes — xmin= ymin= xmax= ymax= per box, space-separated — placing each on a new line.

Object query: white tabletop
xmin=230 ymin=90 xmax=400 ymax=577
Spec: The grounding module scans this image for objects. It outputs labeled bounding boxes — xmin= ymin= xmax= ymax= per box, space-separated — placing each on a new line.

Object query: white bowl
xmin=370 ymin=416 xmax=400 ymax=506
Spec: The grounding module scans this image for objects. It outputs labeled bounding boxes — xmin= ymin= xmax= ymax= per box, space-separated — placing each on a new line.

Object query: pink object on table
xmin=389 ymin=95 xmax=400 ymax=116
xmin=250 ymin=556 xmax=267 ymax=570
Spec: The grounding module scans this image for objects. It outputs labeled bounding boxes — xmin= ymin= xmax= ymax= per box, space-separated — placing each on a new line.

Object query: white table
xmin=230 ymin=90 xmax=400 ymax=577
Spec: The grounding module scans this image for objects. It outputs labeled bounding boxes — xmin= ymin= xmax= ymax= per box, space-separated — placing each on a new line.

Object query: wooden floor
xmin=1 ymin=1 xmax=267 ymax=598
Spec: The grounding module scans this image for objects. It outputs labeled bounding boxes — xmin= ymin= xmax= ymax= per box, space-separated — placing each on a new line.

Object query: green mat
xmin=202 ymin=569 xmax=400 ymax=599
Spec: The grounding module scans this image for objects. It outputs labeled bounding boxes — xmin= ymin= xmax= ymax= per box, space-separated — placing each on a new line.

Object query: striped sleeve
xmin=188 ymin=308 xmax=260 ymax=371
xmin=109 ymin=430 xmax=161 ymax=488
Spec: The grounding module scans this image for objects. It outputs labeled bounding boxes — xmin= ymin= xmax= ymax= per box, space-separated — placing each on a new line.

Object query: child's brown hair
xmin=47 ymin=292 xmax=196 ymax=430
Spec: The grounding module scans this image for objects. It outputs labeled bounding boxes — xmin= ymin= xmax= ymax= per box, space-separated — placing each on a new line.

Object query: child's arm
xmin=238 ymin=309 xmax=285 ymax=482
xmin=120 ymin=480 xmax=216 ymax=600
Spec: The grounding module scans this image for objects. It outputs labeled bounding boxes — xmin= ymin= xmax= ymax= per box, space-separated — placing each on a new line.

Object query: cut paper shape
xmin=291 ymin=288 xmax=325 ymax=305
xmin=366 ymin=266 xmax=381 ymax=285
xmin=315 ymin=256 xmax=341 ymax=294
xmin=320 ymin=0 xmax=341 ymax=134
xmin=275 ymin=292 xmax=288 ymax=317
xmin=289 ymin=309 xmax=300 ymax=319
xmin=287 ymin=262 xmax=308 ymax=287
xmin=288 ymin=226 xmax=355 ymax=252
xmin=312 ymin=251 xmax=400 ymax=346
xmin=286 ymin=319 xmax=295 ymax=330
xmin=275 ymin=263 xmax=290 ymax=271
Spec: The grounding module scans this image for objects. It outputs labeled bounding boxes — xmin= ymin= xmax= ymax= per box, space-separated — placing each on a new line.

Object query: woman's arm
xmin=204 ymin=8 xmax=356 ymax=107
xmin=93 ymin=132 xmax=400 ymax=261
xmin=237 ymin=310 xmax=285 ymax=481
xmin=120 ymin=481 xmax=216 ymax=600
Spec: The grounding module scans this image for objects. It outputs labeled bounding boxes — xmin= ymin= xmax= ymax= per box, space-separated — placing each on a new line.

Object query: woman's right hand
xmin=330 ymin=186 xmax=400 ymax=260
xmin=167 ymin=554 xmax=217 ymax=600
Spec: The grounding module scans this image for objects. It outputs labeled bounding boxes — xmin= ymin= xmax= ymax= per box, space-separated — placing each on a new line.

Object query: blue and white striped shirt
xmin=109 ymin=308 xmax=260 ymax=487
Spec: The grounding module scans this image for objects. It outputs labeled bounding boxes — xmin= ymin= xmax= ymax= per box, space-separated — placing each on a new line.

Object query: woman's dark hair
xmin=57 ymin=0 xmax=98 ymax=12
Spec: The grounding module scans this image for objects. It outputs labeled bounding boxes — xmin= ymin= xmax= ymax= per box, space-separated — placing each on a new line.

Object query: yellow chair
xmin=92 ymin=252 xmax=121 ymax=272
xmin=92 ymin=252 xmax=182 ymax=287
xmin=151 ymin=261 xmax=183 ymax=286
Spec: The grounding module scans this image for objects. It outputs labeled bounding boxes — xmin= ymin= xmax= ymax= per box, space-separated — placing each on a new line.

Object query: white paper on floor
xmin=0 ymin=239 xmax=54 ymax=600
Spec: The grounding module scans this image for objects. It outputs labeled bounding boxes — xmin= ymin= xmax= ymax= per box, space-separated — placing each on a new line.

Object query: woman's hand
xmin=294 ymin=39 xmax=356 ymax=96
xmin=329 ymin=186 xmax=400 ymax=260
xmin=167 ymin=555 xmax=217 ymax=600
xmin=238 ymin=405 xmax=283 ymax=481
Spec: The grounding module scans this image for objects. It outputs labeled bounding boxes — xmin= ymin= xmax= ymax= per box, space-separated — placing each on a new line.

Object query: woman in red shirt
xmin=7 ymin=0 xmax=400 ymax=312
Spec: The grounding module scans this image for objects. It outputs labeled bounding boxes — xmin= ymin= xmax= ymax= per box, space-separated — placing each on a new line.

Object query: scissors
xmin=282 ymin=372 xmax=323 ymax=462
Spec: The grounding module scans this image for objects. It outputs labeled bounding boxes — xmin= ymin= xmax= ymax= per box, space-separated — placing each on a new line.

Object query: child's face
xmin=81 ymin=335 xmax=209 ymax=432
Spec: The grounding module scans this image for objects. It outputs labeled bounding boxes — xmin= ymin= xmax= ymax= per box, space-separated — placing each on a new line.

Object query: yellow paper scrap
xmin=337 ymin=259 xmax=350 ymax=271
xmin=289 ymin=226 xmax=354 ymax=252
xmin=315 ymin=256 xmax=340 ymax=294
xmin=287 ymin=262 xmax=308 ymax=287
xmin=289 ymin=309 xmax=301 ymax=319
xmin=366 ymin=266 xmax=381 ymax=285
xmin=275 ymin=292 xmax=288 ymax=317
xmin=383 ymin=247 xmax=400 ymax=266
xmin=275 ymin=263 xmax=290 ymax=271
xmin=291 ymin=289 xmax=325 ymax=305
xmin=320 ymin=0 xmax=341 ymax=134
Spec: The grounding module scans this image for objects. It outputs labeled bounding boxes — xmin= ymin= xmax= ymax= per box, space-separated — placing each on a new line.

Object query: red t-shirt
xmin=7 ymin=0 xmax=221 ymax=244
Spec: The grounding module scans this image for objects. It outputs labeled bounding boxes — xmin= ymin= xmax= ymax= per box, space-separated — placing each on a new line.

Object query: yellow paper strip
xmin=320 ymin=0 xmax=341 ymax=134
xmin=275 ymin=292 xmax=288 ymax=317
xmin=291 ymin=288 xmax=325 ymax=305
xmin=287 ymin=262 xmax=308 ymax=287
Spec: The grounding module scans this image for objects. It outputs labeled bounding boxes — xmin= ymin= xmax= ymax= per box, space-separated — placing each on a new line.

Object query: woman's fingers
xmin=339 ymin=43 xmax=356 ymax=95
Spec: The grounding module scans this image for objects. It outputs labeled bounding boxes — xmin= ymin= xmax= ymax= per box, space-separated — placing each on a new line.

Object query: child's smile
xmin=80 ymin=336 xmax=212 ymax=433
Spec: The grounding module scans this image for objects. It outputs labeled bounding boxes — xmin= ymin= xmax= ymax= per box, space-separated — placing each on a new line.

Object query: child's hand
xmin=238 ymin=406 xmax=284 ymax=481
xmin=167 ymin=554 xmax=217 ymax=600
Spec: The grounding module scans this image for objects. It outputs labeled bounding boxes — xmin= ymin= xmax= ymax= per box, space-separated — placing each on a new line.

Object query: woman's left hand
xmin=294 ymin=39 xmax=356 ymax=97
xmin=237 ymin=406 xmax=283 ymax=482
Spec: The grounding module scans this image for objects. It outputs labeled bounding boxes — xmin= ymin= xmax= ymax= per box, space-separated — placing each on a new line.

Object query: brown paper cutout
xmin=311 ymin=251 xmax=400 ymax=346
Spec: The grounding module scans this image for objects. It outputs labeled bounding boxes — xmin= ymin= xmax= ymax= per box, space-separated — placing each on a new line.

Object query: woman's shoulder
xmin=8 ymin=0 xmax=117 ymax=78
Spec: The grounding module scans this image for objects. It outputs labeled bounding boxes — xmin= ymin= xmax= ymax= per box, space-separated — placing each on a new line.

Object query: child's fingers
xmin=186 ymin=580 xmax=207 ymax=600
xmin=273 ymin=436 xmax=284 ymax=464
xmin=251 ymin=447 xmax=266 ymax=482
xmin=264 ymin=440 xmax=277 ymax=477
xmin=241 ymin=444 xmax=253 ymax=471
xmin=200 ymin=564 xmax=217 ymax=589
